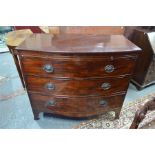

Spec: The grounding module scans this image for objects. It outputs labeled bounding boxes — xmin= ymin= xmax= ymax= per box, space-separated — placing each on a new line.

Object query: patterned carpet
xmin=74 ymin=93 xmax=155 ymax=129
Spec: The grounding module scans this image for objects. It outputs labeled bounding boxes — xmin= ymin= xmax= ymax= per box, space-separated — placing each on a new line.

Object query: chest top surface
xmin=16 ymin=33 xmax=141 ymax=54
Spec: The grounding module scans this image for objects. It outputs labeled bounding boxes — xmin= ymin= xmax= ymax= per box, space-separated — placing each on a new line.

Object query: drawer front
xmin=21 ymin=56 xmax=136 ymax=78
xmin=26 ymin=76 xmax=129 ymax=96
xmin=29 ymin=93 xmax=125 ymax=117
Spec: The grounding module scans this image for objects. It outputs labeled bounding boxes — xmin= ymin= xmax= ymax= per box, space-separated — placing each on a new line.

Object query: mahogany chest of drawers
xmin=15 ymin=34 xmax=141 ymax=120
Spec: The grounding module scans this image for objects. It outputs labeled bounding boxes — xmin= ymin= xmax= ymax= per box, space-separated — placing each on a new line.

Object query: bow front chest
xmin=16 ymin=34 xmax=141 ymax=120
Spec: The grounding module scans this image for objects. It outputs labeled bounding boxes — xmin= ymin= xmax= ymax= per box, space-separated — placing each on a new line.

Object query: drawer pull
xmin=47 ymin=100 xmax=56 ymax=106
xmin=104 ymin=65 xmax=114 ymax=73
xmin=99 ymin=100 xmax=108 ymax=106
xmin=43 ymin=64 xmax=54 ymax=73
xmin=45 ymin=83 xmax=55 ymax=90
xmin=101 ymin=83 xmax=111 ymax=90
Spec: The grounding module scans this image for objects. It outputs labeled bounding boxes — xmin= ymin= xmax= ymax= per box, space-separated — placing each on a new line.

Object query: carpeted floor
xmin=73 ymin=93 xmax=155 ymax=129
xmin=0 ymin=52 xmax=155 ymax=129
xmin=0 ymin=34 xmax=9 ymax=53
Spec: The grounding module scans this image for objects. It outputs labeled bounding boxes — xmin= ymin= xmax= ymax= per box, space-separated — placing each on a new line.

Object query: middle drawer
xmin=25 ymin=76 xmax=129 ymax=96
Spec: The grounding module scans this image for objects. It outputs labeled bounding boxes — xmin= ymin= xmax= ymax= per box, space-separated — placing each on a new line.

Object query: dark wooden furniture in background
xmin=130 ymin=97 xmax=155 ymax=129
xmin=15 ymin=34 xmax=141 ymax=120
xmin=6 ymin=29 xmax=33 ymax=88
xmin=40 ymin=26 xmax=125 ymax=35
xmin=127 ymin=28 xmax=155 ymax=90
xmin=14 ymin=26 xmax=44 ymax=33
xmin=58 ymin=26 xmax=124 ymax=35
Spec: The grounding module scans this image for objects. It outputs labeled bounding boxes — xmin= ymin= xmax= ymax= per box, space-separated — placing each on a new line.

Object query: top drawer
xmin=21 ymin=55 xmax=137 ymax=78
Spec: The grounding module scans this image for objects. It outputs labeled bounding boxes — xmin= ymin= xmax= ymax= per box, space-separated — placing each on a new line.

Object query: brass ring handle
xmin=101 ymin=83 xmax=111 ymax=90
xmin=43 ymin=64 xmax=54 ymax=73
xmin=47 ymin=100 xmax=56 ymax=106
xmin=99 ymin=100 xmax=108 ymax=106
xmin=104 ymin=65 xmax=114 ymax=73
xmin=45 ymin=83 xmax=55 ymax=90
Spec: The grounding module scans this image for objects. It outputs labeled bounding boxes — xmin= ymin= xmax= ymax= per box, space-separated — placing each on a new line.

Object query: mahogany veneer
xmin=15 ymin=34 xmax=141 ymax=120
xmin=21 ymin=55 xmax=137 ymax=78
xmin=25 ymin=76 xmax=129 ymax=96
xmin=29 ymin=94 xmax=125 ymax=118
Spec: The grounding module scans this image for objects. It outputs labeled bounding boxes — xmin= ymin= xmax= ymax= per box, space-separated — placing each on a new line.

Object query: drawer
xmin=29 ymin=93 xmax=125 ymax=117
xmin=25 ymin=76 xmax=129 ymax=96
xmin=21 ymin=56 xmax=137 ymax=78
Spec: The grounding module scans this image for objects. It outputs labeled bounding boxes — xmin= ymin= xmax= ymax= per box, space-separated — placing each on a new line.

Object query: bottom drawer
xmin=29 ymin=94 xmax=125 ymax=117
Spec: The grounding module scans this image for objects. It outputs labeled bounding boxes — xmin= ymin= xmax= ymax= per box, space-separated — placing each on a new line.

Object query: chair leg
xmin=130 ymin=97 xmax=155 ymax=129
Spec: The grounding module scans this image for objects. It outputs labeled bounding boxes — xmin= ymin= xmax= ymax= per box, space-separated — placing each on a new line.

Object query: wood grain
xmin=25 ymin=76 xmax=129 ymax=97
xmin=29 ymin=93 xmax=125 ymax=118
xmin=15 ymin=33 xmax=141 ymax=119
xmin=16 ymin=34 xmax=141 ymax=54
xmin=21 ymin=55 xmax=137 ymax=78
